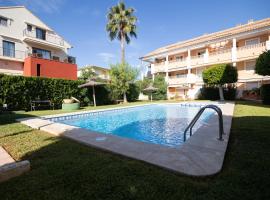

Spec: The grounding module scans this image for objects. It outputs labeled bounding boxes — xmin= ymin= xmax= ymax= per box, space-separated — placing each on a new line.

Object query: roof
xmin=141 ymin=18 xmax=270 ymax=60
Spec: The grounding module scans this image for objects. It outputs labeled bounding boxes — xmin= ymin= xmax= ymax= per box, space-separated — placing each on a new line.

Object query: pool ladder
xmin=183 ymin=105 xmax=225 ymax=142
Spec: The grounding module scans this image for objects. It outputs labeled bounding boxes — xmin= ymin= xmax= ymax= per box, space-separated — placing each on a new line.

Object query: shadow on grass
xmin=0 ymin=101 xmax=269 ymax=199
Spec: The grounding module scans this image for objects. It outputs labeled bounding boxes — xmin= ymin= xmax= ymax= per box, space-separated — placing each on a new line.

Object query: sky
xmin=0 ymin=0 xmax=270 ymax=69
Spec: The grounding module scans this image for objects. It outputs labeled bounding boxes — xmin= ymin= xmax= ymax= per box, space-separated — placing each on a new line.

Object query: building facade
xmin=0 ymin=6 xmax=77 ymax=80
xmin=77 ymin=65 xmax=110 ymax=80
xmin=141 ymin=18 xmax=270 ymax=100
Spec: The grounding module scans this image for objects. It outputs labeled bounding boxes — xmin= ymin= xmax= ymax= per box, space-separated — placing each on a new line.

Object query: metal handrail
xmin=183 ymin=105 xmax=225 ymax=142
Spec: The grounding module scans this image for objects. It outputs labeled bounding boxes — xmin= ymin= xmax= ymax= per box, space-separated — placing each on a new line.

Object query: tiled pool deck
xmin=18 ymin=102 xmax=235 ymax=176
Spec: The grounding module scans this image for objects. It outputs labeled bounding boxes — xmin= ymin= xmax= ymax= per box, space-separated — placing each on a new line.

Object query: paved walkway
xmin=0 ymin=146 xmax=15 ymax=166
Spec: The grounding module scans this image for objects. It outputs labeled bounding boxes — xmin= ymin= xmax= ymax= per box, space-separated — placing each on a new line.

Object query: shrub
xmin=152 ymin=74 xmax=167 ymax=100
xmin=0 ymin=74 xmax=112 ymax=110
xmin=260 ymin=84 xmax=270 ymax=105
xmin=127 ymin=83 xmax=140 ymax=102
xmin=255 ymin=50 xmax=270 ymax=76
xmin=198 ymin=85 xmax=237 ymax=100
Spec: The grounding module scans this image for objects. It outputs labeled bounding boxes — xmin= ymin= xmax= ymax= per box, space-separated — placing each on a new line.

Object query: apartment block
xmin=141 ymin=18 xmax=270 ymax=99
xmin=0 ymin=6 xmax=77 ymax=80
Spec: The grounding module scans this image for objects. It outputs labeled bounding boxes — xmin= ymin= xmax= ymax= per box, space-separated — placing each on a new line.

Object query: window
xmin=245 ymin=60 xmax=256 ymax=72
xmin=37 ymin=64 xmax=41 ymax=77
xmin=0 ymin=17 xmax=8 ymax=26
xmin=245 ymin=82 xmax=258 ymax=90
xmin=3 ymin=41 xmax=15 ymax=57
xmin=27 ymin=24 xmax=32 ymax=31
xmin=36 ymin=28 xmax=46 ymax=40
xmin=245 ymin=38 xmax=259 ymax=46
xmin=197 ymin=50 xmax=205 ymax=57
xmin=32 ymin=48 xmax=51 ymax=59
xmin=176 ymin=56 xmax=183 ymax=61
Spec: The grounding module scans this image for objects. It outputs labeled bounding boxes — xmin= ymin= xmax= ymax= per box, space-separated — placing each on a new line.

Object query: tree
xmin=255 ymin=50 xmax=270 ymax=75
xmin=255 ymin=50 xmax=270 ymax=104
xmin=106 ymin=1 xmax=137 ymax=63
xmin=79 ymin=66 xmax=97 ymax=81
xmin=152 ymin=75 xmax=167 ymax=100
xmin=202 ymin=64 xmax=238 ymax=101
xmin=109 ymin=62 xmax=138 ymax=103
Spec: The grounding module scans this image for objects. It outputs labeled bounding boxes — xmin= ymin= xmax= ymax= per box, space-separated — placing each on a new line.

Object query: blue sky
xmin=1 ymin=0 xmax=270 ymax=69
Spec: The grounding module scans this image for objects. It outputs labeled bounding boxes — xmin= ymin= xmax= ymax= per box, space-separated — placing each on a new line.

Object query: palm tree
xmin=106 ymin=1 xmax=137 ymax=64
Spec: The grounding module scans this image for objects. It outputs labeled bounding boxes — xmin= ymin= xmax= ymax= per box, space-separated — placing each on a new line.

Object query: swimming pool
xmin=48 ymin=104 xmax=214 ymax=147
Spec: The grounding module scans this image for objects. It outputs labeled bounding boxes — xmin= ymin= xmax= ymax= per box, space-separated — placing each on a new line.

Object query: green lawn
xmin=0 ymin=101 xmax=269 ymax=200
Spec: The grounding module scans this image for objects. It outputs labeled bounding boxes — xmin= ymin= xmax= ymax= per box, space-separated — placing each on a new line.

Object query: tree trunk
xmin=123 ymin=92 xmax=127 ymax=103
xmin=218 ymin=85 xmax=224 ymax=101
xmin=120 ymin=31 xmax=125 ymax=64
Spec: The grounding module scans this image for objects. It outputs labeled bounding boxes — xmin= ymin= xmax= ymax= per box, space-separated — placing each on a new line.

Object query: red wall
xmin=23 ymin=57 xmax=77 ymax=80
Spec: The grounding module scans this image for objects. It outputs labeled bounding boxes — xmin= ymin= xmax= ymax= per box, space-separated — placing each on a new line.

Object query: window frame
xmin=245 ymin=38 xmax=260 ymax=46
xmin=0 ymin=16 xmax=8 ymax=27
xmin=2 ymin=40 xmax=15 ymax=58
xmin=32 ymin=47 xmax=51 ymax=59
xmin=36 ymin=27 xmax=46 ymax=40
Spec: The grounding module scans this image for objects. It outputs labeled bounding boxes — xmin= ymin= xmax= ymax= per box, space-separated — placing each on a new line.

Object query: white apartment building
xmin=141 ymin=18 xmax=270 ymax=99
xmin=0 ymin=6 xmax=77 ymax=80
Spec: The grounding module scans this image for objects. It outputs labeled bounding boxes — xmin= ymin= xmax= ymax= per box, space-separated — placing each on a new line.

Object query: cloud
xmin=97 ymin=52 xmax=115 ymax=63
xmin=1 ymin=0 xmax=66 ymax=13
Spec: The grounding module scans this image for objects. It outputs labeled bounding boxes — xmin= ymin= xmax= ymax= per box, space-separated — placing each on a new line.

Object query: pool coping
xmin=17 ymin=102 xmax=235 ymax=176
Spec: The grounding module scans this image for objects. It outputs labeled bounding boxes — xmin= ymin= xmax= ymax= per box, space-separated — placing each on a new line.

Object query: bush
xmin=260 ymin=84 xmax=270 ymax=105
xmin=127 ymin=83 xmax=140 ymax=102
xmin=198 ymin=85 xmax=237 ymax=100
xmin=255 ymin=50 xmax=270 ymax=76
xmin=0 ymin=74 xmax=112 ymax=110
xmin=152 ymin=75 xmax=167 ymax=100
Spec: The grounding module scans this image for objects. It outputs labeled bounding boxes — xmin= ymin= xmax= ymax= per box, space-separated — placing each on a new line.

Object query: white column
xmin=151 ymin=63 xmax=155 ymax=81
xmin=232 ymin=38 xmax=237 ymax=66
xmin=165 ymin=55 xmax=169 ymax=82
xmin=187 ymin=49 xmax=191 ymax=68
xmin=266 ymin=34 xmax=270 ymax=50
xmin=204 ymin=48 xmax=209 ymax=63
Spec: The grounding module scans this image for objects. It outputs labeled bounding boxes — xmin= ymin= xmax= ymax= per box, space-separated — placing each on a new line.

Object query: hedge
xmin=198 ymin=85 xmax=237 ymax=100
xmin=260 ymin=84 xmax=270 ymax=105
xmin=0 ymin=74 xmax=140 ymax=111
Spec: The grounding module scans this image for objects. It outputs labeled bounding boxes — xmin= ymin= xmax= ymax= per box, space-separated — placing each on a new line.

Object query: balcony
xmin=237 ymin=42 xmax=266 ymax=61
xmin=168 ymin=58 xmax=187 ymax=70
xmin=0 ymin=47 xmax=26 ymax=62
xmin=190 ymin=55 xmax=204 ymax=66
xmin=23 ymin=29 xmax=65 ymax=49
xmin=28 ymin=53 xmax=76 ymax=64
xmin=208 ymin=48 xmax=232 ymax=64
xmin=153 ymin=62 xmax=166 ymax=73
xmin=168 ymin=74 xmax=196 ymax=85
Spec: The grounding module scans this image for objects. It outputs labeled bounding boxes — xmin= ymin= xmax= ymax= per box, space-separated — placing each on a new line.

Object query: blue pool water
xmin=52 ymin=104 xmax=214 ymax=147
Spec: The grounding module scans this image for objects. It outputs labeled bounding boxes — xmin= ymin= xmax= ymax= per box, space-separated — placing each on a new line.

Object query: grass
xmin=0 ymin=101 xmax=269 ymax=199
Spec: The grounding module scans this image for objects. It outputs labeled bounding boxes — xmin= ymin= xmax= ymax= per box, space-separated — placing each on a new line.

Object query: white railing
xmin=168 ymin=74 xmax=197 ymax=85
xmin=190 ymin=55 xmax=204 ymax=66
xmin=0 ymin=47 xmax=26 ymax=60
xmin=23 ymin=29 xmax=64 ymax=46
xmin=168 ymin=58 xmax=187 ymax=69
xmin=153 ymin=62 xmax=166 ymax=73
xmin=237 ymin=42 xmax=266 ymax=60
xmin=208 ymin=48 xmax=232 ymax=64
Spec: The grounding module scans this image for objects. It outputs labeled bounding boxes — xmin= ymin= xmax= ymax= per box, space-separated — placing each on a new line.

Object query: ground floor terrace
xmin=0 ymin=101 xmax=269 ymax=199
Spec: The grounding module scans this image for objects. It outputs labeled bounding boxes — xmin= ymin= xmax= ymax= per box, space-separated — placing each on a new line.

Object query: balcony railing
xmin=0 ymin=47 xmax=26 ymax=60
xmin=23 ymin=29 xmax=65 ymax=47
xmin=153 ymin=62 xmax=166 ymax=73
xmin=28 ymin=53 xmax=76 ymax=64
xmin=190 ymin=55 xmax=204 ymax=66
xmin=151 ymin=41 xmax=268 ymax=72
xmin=168 ymin=58 xmax=187 ymax=69
xmin=168 ymin=74 xmax=197 ymax=85
xmin=237 ymin=42 xmax=266 ymax=60
xmin=208 ymin=48 xmax=232 ymax=64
